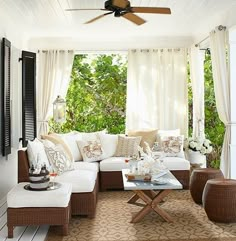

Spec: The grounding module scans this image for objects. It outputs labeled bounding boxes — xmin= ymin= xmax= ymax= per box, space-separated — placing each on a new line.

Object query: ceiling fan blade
xmin=131 ymin=7 xmax=171 ymax=14
xmin=113 ymin=0 xmax=129 ymax=9
xmin=84 ymin=12 xmax=113 ymax=24
xmin=122 ymin=13 xmax=146 ymax=25
xmin=65 ymin=8 xmax=107 ymax=11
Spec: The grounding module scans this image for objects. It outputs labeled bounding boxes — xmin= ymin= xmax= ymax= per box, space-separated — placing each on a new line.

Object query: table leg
xmin=144 ymin=190 xmax=157 ymax=199
xmin=8 ymin=225 xmax=13 ymax=238
xmin=131 ymin=204 xmax=152 ymax=223
xmin=128 ymin=190 xmax=157 ymax=207
xmin=127 ymin=193 xmax=140 ymax=204
xmin=152 ymin=205 xmax=173 ymax=222
xmin=130 ymin=189 xmax=173 ymax=223
xmin=152 ymin=190 xmax=172 ymax=205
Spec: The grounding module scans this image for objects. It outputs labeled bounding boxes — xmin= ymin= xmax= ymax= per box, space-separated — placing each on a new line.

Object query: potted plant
xmin=184 ymin=137 xmax=213 ymax=165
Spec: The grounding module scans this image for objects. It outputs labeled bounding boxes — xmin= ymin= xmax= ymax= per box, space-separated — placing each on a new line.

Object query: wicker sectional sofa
xmin=17 ymin=129 xmax=190 ymax=218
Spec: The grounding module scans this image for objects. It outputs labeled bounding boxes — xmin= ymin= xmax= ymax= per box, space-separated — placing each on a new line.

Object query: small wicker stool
xmin=202 ymin=179 xmax=236 ymax=223
xmin=7 ymin=182 xmax=72 ymax=238
xmin=190 ymin=168 xmax=223 ymax=204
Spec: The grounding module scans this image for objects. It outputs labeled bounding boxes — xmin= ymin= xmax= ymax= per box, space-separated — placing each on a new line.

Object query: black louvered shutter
xmin=1 ymin=38 xmax=11 ymax=156
xmin=22 ymin=51 xmax=36 ymax=147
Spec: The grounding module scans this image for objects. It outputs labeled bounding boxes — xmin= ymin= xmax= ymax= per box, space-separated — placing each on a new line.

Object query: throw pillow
xmin=27 ymin=138 xmax=50 ymax=168
xmin=41 ymin=134 xmax=73 ymax=161
xmin=161 ymin=135 xmax=184 ymax=157
xmin=98 ymin=133 xmax=118 ymax=159
xmin=128 ymin=129 xmax=158 ymax=152
xmin=77 ymin=138 xmax=105 ymax=162
xmin=157 ymin=129 xmax=181 ymax=148
xmin=114 ymin=135 xmax=141 ymax=157
xmin=45 ymin=144 xmax=74 ymax=175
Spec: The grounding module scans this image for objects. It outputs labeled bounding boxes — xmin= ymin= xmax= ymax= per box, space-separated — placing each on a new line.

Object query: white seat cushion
xmin=74 ymin=161 xmax=99 ymax=172
xmin=7 ymin=182 xmax=72 ymax=208
xmin=162 ymin=157 xmax=190 ymax=170
xmin=55 ymin=169 xmax=97 ymax=193
xmin=100 ymin=157 xmax=128 ymax=172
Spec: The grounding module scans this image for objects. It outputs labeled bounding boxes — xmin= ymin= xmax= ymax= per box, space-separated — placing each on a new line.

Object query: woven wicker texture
xmin=7 ymin=204 xmax=70 ymax=238
xmin=18 ymin=149 xmax=98 ymax=217
xmin=190 ymin=168 xmax=223 ymax=204
xmin=46 ymin=190 xmax=236 ymax=241
xmin=203 ymin=178 xmax=236 ymax=223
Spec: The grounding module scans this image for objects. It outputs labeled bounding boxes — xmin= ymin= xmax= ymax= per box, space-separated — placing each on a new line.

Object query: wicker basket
xmin=202 ymin=178 xmax=236 ymax=223
xmin=190 ymin=168 xmax=223 ymax=204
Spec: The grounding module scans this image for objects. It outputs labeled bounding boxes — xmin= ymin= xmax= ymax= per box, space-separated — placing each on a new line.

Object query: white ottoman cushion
xmin=55 ymin=169 xmax=97 ymax=193
xmin=100 ymin=157 xmax=128 ymax=172
xmin=162 ymin=157 xmax=190 ymax=170
xmin=7 ymin=182 xmax=72 ymax=208
xmin=74 ymin=161 xmax=99 ymax=172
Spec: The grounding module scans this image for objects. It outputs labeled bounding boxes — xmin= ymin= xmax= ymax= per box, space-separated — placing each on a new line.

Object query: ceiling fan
xmin=66 ymin=0 xmax=171 ymax=25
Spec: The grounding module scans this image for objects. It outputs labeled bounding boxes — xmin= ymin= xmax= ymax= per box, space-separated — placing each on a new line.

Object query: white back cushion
xmin=27 ymin=138 xmax=50 ymax=168
xmin=99 ymin=133 xmax=118 ymax=158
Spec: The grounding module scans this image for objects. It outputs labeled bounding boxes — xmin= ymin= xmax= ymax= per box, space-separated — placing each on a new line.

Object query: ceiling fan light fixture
xmin=112 ymin=0 xmax=130 ymax=9
xmin=67 ymin=0 xmax=171 ymax=25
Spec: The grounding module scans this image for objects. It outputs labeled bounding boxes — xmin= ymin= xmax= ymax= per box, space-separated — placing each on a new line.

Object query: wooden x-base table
xmin=128 ymin=189 xmax=173 ymax=223
xmin=122 ymin=169 xmax=183 ymax=223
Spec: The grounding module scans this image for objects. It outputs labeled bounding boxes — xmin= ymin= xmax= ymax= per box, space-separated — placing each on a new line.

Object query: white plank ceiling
xmin=1 ymin=0 xmax=236 ymax=49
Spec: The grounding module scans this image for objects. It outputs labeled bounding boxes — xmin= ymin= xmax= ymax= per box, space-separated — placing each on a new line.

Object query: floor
xmin=0 ymin=197 xmax=48 ymax=241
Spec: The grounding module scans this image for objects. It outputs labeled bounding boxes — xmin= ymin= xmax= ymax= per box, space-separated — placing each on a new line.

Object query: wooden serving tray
xmin=125 ymin=173 xmax=152 ymax=182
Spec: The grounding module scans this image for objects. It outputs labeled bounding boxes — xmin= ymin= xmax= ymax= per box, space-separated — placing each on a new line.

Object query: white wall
xmin=0 ymin=32 xmax=23 ymax=200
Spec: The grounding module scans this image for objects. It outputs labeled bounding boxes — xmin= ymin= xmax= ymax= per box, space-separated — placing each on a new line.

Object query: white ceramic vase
xmin=187 ymin=150 xmax=206 ymax=166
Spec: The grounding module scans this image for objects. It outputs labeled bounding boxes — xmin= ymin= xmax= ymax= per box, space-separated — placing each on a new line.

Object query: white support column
xmin=229 ymin=29 xmax=236 ymax=179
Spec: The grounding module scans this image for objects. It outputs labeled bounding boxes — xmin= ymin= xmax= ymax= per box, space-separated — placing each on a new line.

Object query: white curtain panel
xmin=126 ymin=48 xmax=188 ymax=136
xmin=37 ymin=50 xmax=74 ymax=136
xmin=190 ymin=47 xmax=205 ymax=139
xmin=209 ymin=27 xmax=231 ymax=178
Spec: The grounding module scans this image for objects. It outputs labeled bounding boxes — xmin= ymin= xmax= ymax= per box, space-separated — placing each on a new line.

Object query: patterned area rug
xmin=46 ymin=190 xmax=236 ymax=241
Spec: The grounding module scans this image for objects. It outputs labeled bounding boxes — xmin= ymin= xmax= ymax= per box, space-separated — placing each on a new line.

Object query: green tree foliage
xmin=204 ymin=52 xmax=225 ymax=168
xmin=49 ymin=54 xmax=127 ymax=134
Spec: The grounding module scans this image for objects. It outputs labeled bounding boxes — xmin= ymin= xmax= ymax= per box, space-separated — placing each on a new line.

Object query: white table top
xmin=122 ymin=169 xmax=183 ymax=191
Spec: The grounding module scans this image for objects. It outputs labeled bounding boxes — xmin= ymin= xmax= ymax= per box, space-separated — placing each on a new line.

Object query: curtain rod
xmin=195 ymin=25 xmax=226 ymax=47
xmin=38 ymin=50 xmax=128 ymax=53
xmin=38 ymin=50 xmax=74 ymax=53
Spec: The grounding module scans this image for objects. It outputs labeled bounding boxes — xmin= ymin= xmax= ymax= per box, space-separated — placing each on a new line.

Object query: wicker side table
xmin=190 ymin=168 xmax=223 ymax=204
xmin=202 ymin=179 xmax=236 ymax=223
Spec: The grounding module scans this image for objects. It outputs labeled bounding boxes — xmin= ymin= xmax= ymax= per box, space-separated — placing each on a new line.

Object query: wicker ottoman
xmin=7 ymin=182 xmax=72 ymax=238
xmin=190 ymin=168 xmax=223 ymax=204
xmin=202 ymin=179 xmax=236 ymax=223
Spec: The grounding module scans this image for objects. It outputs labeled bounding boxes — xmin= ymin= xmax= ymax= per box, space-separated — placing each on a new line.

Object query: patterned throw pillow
xmin=45 ymin=145 xmax=74 ymax=175
xmin=41 ymin=134 xmax=74 ymax=162
xmin=157 ymin=129 xmax=181 ymax=145
xmin=77 ymin=139 xmax=105 ymax=162
xmin=114 ymin=135 xmax=142 ymax=157
xmin=161 ymin=135 xmax=184 ymax=157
